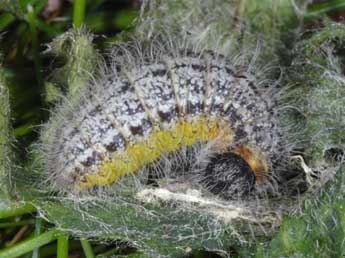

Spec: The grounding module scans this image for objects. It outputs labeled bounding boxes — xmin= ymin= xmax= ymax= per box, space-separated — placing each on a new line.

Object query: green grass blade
xmin=27 ymin=5 xmax=43 ymax=87
xmin=0 ymin=230 xmax=58 ymax=258
xmin=0 ymin=203 xmax=36 ymax=219
xmin=0 ymin=219 xmax=35 ymax=228
xmin=307 ymin=0 xmax=345 ymax=17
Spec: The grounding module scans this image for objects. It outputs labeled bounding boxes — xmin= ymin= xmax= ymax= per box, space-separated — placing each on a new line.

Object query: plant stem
xmin=57 ymin=234 xmax=69 ymax=258
xmin=80 ymin=239 xmax=95 ymax=258
xmin=9 ymin=225 xmax=29 ymax=246
xmin=0 ymin=230 xmax=58 ymax=258
xmin=73 ymin=0 xmax=86 ymax=28
xmin=0 ymin=203 xmax=36 ymax=219
xmin=32 ymin=218 xmax=44 ymax=258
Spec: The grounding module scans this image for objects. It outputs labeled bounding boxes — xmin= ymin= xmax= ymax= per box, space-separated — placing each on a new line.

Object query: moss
xmin=255 ymin=21 xmax=345 ymax=258
xmin=256 ymin=165 xmax=345 ymax=258
xmin=286 ymin=22 xmax=345 ymax=167
xmin=138 ymin=0 xmax=303 ymax=67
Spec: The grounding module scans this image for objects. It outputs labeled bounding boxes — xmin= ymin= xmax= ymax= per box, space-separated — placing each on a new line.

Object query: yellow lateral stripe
xmin=77 ymin=117 xmax=233 ymax=189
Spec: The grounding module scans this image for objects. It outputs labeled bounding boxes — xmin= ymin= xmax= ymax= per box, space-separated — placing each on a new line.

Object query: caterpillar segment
xmin=46 ymin=51 xmax=278 ymax=199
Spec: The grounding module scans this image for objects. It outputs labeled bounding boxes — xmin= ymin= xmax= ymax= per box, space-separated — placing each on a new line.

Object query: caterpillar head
xmin=200 ymin=152 xmax=256 ymax=199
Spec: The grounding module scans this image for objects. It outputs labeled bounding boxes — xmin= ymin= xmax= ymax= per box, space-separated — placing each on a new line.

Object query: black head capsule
xmin=201 ymin=153 xmax=256 ymax=199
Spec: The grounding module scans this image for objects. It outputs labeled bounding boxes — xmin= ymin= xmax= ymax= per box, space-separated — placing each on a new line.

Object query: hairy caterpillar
xmin=41 ymin=40 xmax=287 ymax=199
xmin=23 ymin=2 xmax=344 ymax=257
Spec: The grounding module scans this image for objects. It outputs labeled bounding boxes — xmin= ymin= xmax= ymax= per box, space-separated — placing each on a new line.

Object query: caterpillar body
xmin=43 ymin=47 xmax=284 ymax=199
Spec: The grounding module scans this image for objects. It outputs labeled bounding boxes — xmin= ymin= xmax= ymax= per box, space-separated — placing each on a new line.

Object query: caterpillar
xmin=41 ymin=42 xmax=287 ymax=200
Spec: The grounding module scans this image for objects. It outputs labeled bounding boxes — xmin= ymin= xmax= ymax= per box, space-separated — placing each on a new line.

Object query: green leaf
xmin=0 ymin=13 xmax=15 ymax=31
xmin=307 ymin=0 xmax=345 ymax=17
